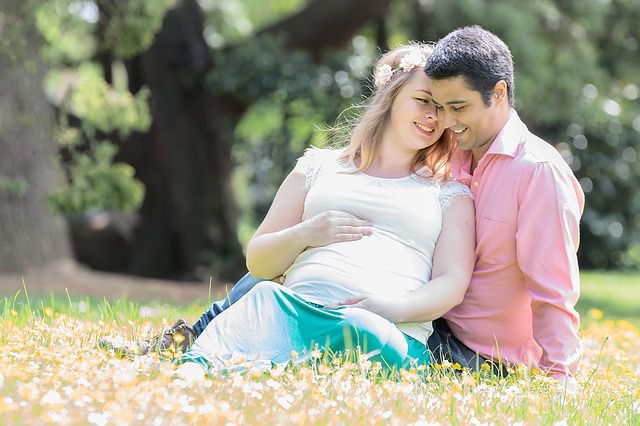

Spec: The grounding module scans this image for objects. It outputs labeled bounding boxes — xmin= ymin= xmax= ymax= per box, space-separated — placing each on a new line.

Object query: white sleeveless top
xmin=283 ymin=148 xmax=471 ymax=344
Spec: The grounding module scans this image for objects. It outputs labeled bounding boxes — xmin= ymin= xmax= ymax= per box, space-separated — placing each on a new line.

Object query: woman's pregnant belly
xmin=283 ymin=231 xmax=429 ymax=306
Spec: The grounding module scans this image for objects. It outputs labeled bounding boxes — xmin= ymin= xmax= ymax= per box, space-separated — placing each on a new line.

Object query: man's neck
xmin=470 ymin=109 xmax=513 ymax=174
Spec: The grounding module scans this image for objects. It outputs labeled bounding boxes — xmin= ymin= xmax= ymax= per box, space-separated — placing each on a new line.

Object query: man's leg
xmin=191 ymin=273 xmax=265 ymax=336
xmin=427 ymin=318 xmax=508 ymax=376
xmin=137 ymin=273 xmax=265 ymax=355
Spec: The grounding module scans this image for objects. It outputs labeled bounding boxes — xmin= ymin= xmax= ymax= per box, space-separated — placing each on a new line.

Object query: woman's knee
xmin=247 ymin=280 xmax=282 ymax=297
xmin=341 ymin=308 xmax=393 ymax=343
xmin=340 ymin=308 xmax=409 ymax=366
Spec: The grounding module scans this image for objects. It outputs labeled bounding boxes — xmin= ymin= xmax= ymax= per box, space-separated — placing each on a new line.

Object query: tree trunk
xmin=124 ymin=0 xmax=245 ymax=280
xmin=116 ymin=0 xmax=393 ymax=281
xmin=0 ymin=1 xmax=72 ymax=273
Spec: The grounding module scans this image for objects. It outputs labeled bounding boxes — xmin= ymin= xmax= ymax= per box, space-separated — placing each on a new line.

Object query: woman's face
xmin=387 ymin=71 xmax=444 ymax=153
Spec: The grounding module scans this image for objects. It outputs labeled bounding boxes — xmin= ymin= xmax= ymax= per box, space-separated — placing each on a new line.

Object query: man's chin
xmin=454 ymin=133 xmax=472 ymax=149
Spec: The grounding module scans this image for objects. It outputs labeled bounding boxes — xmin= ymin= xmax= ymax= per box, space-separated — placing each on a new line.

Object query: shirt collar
xmin=451 ymin=110 xmax=525 ymax=179
xmin=485 ymin=110 xmax=525 ymax=158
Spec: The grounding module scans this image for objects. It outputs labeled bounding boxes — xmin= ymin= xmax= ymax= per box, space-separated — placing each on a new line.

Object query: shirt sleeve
xmin=438 ymin=179 xmax=472 ymax=211
xmin=292 ymin=148 xmax=339 ymax=191
xmin=516 ymin=161 xmax=585 ymax=379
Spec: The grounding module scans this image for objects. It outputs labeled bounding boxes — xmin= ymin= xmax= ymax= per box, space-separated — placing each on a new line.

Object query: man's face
xmin=430 ymin=76 xmax=504 ymax=161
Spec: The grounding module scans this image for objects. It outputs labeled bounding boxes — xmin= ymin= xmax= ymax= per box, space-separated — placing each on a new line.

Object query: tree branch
xmin=256 ymin=0 xmax=393 ymax=56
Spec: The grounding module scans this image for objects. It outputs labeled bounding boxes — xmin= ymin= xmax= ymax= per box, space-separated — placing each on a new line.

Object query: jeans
xmin=191 ymin=273 xmax=263 ymax=335
xmin=191 ymin=273 xmax=503 ymax=374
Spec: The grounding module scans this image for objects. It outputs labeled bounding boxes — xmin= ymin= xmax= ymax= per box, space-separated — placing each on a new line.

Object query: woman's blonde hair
xmin=336 ymin=42 xmax=455 ymax=178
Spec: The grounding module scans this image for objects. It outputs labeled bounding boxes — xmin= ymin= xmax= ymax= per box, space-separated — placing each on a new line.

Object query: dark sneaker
xmin=98 ymin=334 xmax=139 ymax=358
xmin=140 ymin=319 xmax=197 ymax=355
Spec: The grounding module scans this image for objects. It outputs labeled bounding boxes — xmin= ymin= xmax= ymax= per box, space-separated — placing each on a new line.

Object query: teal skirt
xmin=179 ymin=281 xmax=430 ymax=372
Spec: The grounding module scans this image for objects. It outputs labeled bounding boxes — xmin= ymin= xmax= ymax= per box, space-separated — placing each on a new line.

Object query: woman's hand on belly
xmin=301 ymin=210 xmax=374 ymax=248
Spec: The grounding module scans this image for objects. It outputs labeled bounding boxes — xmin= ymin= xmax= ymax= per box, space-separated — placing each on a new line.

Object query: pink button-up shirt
xmin=446 ymin=111 xmax=585 ymax=378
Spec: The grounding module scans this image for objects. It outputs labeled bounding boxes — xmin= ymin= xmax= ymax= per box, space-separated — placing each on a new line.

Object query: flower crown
xmin=373 ymin=50 xmax=427 ymax=88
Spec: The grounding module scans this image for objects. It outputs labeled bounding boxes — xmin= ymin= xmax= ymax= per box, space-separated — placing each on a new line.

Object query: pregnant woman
xmin=176 ymin=42 xmax=475 ymax=379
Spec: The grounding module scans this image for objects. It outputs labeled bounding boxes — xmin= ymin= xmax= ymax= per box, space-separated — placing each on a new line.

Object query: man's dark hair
xmin=425 ymin=26 xmax=514 ymax=107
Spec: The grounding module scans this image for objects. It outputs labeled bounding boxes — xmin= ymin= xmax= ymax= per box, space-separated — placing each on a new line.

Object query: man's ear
xmin=493 ymin=80 xmax=507 ymax=102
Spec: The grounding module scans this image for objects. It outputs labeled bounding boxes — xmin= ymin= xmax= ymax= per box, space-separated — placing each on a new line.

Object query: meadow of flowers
xmin=0 ymin=293 xmax=638 ymax=425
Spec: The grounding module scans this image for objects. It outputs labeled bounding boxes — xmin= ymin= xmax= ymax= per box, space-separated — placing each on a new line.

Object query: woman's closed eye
xmin=415 ymin=97 xmax=433 ymax=105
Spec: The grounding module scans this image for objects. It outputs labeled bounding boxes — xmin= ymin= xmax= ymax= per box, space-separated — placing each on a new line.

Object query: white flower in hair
xmin=374 ymin=64 xmax=394 ymax=87
xmin=399 ymin=50 xmax=427 ymax=72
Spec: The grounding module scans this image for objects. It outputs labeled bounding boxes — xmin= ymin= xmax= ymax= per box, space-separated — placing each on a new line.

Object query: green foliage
xmin=564 ymin=82 xmax=640 ymax=269
xmin=200 ymin=0 xmax=303 ymax=47
xmin=35 ymin=0 xmax=175 ymax=63
xmin=101 ymin=0 xmax=176 ymax=59
xmin=211 ymin=35 xmax=375 ymax=242
xmin=209 ymin=35 xmax=316 ymax=104
xmin=47 ymin=142 xmax=144 ymax=214
xmin=34 ymin=0 xmax=96 ymax=65
xmin=0 ymin=177 xmax=29 ymax=197
xmin=67 ymin=67 xmax=152 ymax=137
xmin=44 ymin=65 xmax=150 ymax=215
xmin=388 ymin=0 xmax=640 ymax=269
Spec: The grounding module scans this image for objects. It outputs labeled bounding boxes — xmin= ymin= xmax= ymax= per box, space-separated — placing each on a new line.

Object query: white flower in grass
xmin=41 ymin=390 xmax=63 ymax=405
xmin=87 ymin=412 xmax=109 ymax=426
xmin=276 ymin=394 xmax=294 ymax=410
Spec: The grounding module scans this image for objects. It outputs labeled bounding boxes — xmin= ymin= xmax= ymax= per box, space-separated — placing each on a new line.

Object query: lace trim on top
xmin=438 ymin=179 xmax=472 ymax=210
xmin=296 ymin=148 xmax=472 ymax=211
xmin=295 ymin=148 xmax=343 ymax=191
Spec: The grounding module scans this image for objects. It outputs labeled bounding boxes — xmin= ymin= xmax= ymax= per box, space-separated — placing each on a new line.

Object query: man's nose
xmin=438 ymin=109 xmax=456 ymax=129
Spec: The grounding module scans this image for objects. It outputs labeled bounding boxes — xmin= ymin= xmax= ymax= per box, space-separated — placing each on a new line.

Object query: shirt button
xmin=473 ymin=181 xmax=479 ymax=187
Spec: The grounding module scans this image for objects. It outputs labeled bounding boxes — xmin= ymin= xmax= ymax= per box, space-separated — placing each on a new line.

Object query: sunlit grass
xmin=0 ymin=272 xmax=638 ymax=424
xmin=579 ymin=271 xmax=640 ymax=326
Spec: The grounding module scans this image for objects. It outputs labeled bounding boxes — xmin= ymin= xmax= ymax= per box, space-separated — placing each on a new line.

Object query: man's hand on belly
xmin=326 ymin=294 xmax=402 ymax=322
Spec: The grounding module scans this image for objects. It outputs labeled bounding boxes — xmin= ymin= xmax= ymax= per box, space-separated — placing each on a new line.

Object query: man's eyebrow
xmin=432 ymin=98 xmax=466 ymax=105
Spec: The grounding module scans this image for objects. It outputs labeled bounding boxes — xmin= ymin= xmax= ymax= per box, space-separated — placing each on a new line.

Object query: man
xmin=151 ymin=26 xmax=584 ymax=383
xmin=423 ymin=26 xmax=584 ymax=382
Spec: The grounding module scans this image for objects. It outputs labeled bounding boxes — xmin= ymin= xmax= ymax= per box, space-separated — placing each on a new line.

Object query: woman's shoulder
xmin=294 ymin=147 xmax=347 ymax=189
xmin=297 ymin=147 xmax=344 ymax=164
xmin=437 ymin=178 xmax=472 ymax=210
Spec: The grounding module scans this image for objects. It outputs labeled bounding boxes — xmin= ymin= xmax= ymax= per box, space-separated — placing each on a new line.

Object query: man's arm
xmin=516 ymin=160 xmax=585 ymax=379
xmin=334 ymin=194 xmax=476 ymax=323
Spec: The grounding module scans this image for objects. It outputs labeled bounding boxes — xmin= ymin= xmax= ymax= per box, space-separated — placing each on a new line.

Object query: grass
xmin=0 ymin=271 xmax=638 ymax=424
xmin=579 ymin=271 xmax=640 ymax=326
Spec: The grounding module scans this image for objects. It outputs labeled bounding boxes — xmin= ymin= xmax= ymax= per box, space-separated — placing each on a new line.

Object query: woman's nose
xmin=425 ymin=107 xmax=437 ymax=120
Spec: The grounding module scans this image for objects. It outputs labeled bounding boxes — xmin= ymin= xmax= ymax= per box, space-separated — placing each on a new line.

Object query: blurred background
xmin=1 ymin=0 xmax=639 ymax=285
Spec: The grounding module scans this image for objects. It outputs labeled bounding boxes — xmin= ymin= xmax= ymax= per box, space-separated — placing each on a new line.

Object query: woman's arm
xmin=334 ymin=195 xmax=475 ymax=322
xmin=246 ymin=169 xmax=373 ymax=279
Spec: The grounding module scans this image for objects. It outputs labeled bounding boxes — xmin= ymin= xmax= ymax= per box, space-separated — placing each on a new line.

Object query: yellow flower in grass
xmin=440 ymin=360 xmax=452 ymax=369
xmin=450 ymin=381 xmax=463 ymax=394
xmin=462 ymin=374 xmax=476 ymax=387
xmin=589 ymin=308 xmax=604 ymax=320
